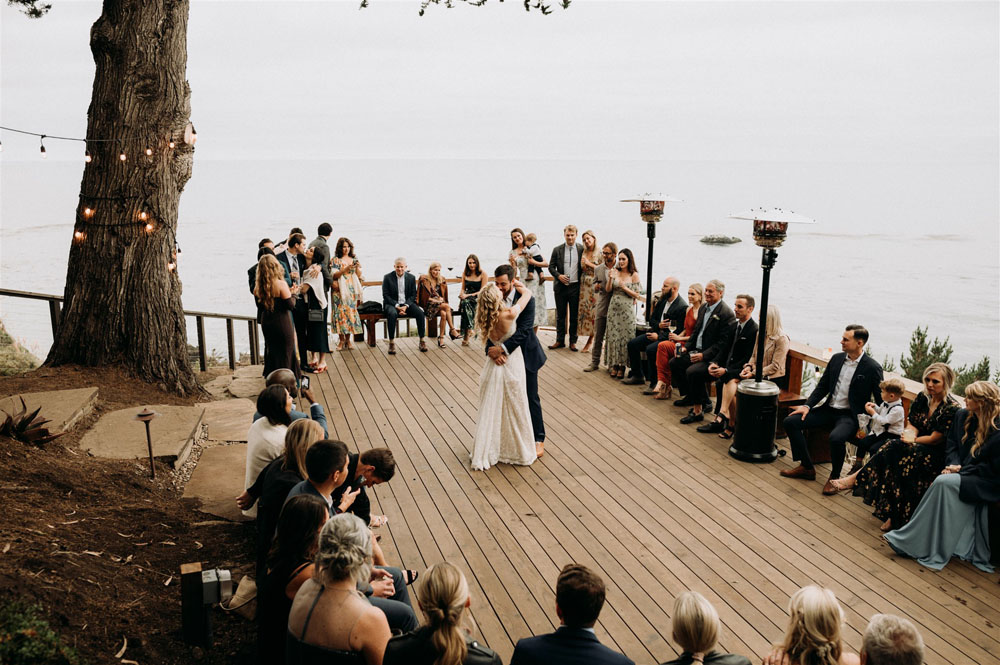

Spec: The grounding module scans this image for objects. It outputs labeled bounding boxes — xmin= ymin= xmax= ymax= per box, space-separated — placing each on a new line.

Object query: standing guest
xmin=382 ymin=258 xmax=428 ymax=354
xmin=383 ymin=562 xmax=502 ymax=665
xmin=300 ymin=247 xmax=331 ymax=372
xmin=255 ymin=254 xmax=300 ymax=382
xmin=623 ymin=277 xmax=685 ymax=389
xmin=510 ymin=564 xmax=634 ymax=665
xmin=850 ymin=377 xmax=906 ymax=468
xmin=523 ymin=233 xmax=549 ymax=330
xmin=650 ymin=283 xmax=702 ymax=397
xmin=249 ymin=240 xmax=274 ymax=294
xmin=670 ymin=280 xmax=736 ymax=420
xmin=577 ymin=230 xmax=601 ymax=353
xmin=762 ymin=586 xmax=860 ymax=665
xmin=548 ymin=224 xmax=585 ymax=351
xmin=253 ymin=369 xmax=328 ymax=436
xmin=779 ymin=324 xmax=883 ymax=494
xmin=458 ymin=254 xmax=486 ymax=346
xmin=715 ymin=304 xmax=789 ymax=439
xmin=257 ymin=494 xmax=328 ymax=665
xmin=858 ymin=614 xmax=924 ymax=665
xmin=661 ymin=591 xmax=750 ymax=665
xmin=604 ymin=249 xmax=644 ymax=379
xmin=583 ymin=243 xmax=618 ymax=373
xmin=286 ymin=515 xmax=393 ymax=665
xmin=419 ymin=261 xmax=460 ymax=347
xmin=244 ymin=385 xmax=293 ymax=519
xmin=277 ymin=232 xmax=310 ymax=373
xmin=274 ymin=226 xmax=304 ymax=254
xmin=696 ymin=295 xmax=758 ymax=434
xmin=331 ymin=237 xmax=364 ymax=351
xmin=309 ymin=222 xmax=334 ymax=287
xmin=832 ymin=363 xmax=960 ymax=529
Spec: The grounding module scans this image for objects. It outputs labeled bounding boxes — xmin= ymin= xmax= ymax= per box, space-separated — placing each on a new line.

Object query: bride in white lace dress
xmin=470 ymin=281 xmax=538 ymax=471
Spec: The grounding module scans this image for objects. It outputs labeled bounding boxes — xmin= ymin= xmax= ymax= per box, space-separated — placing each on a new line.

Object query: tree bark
xmin=46 ymin=0 xmax=199 ymax=395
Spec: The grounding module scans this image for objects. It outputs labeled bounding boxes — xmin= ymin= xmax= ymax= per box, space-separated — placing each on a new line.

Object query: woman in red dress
xmin=649 ymin=283 xmax=702 ymax=400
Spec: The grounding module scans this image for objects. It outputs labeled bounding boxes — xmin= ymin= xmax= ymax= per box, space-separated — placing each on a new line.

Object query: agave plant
xmin=0 ymin=397 xmax=64 ymax=446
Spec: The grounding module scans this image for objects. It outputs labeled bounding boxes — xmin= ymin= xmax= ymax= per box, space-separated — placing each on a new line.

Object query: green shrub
xmin=0 ymin=320 xmax=40 ymax=376
xmin=0 ymin=600 xmax=82 ymax=665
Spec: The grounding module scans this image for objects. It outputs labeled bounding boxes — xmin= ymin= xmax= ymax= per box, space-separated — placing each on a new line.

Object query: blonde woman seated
xmin=762 ymin=586 xmax=860 ymax=665
xmin=661 ymin=591 xmax=750 ymax=665
xmin=384 ymin=562 xmax=502 ymax=665
xmin=286 ymin=514 xmax=391 ymax=665
xmin=419 ymin=262 xmax=460 ymax=347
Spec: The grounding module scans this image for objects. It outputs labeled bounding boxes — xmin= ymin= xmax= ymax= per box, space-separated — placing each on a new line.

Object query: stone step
xmin=202 ymin=399 xmax=256 ymax=442
xmin=0 ymin=387 xmax=99 ymax=433
xmin=181 ymin=443 xmax=249 ymax=522
xmin=80 ymin=404 xmax=205 ymax=468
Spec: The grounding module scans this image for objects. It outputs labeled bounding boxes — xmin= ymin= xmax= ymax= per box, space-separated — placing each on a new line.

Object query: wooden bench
xmin=356 ymin=311 xmax=457 ymax=347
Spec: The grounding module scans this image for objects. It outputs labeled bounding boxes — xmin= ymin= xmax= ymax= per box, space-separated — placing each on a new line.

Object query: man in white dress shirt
xmin=548 ymin=225 xmax=585 ymax=351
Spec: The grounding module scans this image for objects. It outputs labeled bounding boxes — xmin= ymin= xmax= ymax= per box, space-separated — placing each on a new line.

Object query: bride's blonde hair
xmin=474 ymin=283 xmax=504 ymax=348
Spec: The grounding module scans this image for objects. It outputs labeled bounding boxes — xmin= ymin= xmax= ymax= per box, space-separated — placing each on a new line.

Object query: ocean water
xmin=1 ymin=158 xmax=998 ymax=369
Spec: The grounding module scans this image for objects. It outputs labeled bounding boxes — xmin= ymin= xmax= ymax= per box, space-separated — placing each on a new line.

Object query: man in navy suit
xmin=510 ymin=564 xmax=634 ymax=665
xmin=276 ymin=233 xmax=309 ymax=372
xmin=781 ymin=324 xmax=883 ymax=494
xmin=381 ymin=257 xmax=427 ymax=354
xmin=487 ymin=264 xmax=547 ymax=458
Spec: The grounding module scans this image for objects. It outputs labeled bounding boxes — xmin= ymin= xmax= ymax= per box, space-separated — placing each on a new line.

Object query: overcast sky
xmin=2 ymin=0 xmax=997 ymax=164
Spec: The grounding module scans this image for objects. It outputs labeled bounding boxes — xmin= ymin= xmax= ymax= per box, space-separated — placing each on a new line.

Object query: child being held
xmin=523 ymin=233 xmax=544 ymax=280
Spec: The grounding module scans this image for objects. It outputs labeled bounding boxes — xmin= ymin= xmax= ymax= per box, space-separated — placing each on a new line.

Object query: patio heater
xmin=620 ymin=195 xmax=682 ymax=321
xmin=727 ymin=208 xmax=815 ymax=462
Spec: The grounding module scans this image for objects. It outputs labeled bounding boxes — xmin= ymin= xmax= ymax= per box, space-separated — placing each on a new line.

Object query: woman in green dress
xmin=604 ymin=249 xmax=643 ymax=379
xmin=458 ymin=254 xmax=486 ymax=346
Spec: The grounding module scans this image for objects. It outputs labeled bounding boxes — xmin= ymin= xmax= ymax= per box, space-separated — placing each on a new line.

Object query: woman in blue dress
xmin=884 ymin=380 xmax=1000 ymax=572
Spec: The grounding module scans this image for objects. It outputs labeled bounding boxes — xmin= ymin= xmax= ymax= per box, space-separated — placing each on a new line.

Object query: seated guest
xmin=779 ymin=325 xmax=883 ymax=494
xmin=711 ymin=304 xmax=788 ymax=439
xmin=253 ymin=368 xmax=328 ymax=436
xmin=697 ymin=294 xmax=758 ymax=435
xmin=236 ymin=418 xmax=324 ymax=583
xmin=661 ymin=591 xmax=750 ymax=665
xmin=884 ymin=381 xmax=1000 ymax=572
xmin=859 ymin=614 xmax=924 ymax=665
xmin=622 ymin=277 xmax=686 ymax=389
xmin=244 ymin=385 xmax=293 ymax=519
xmin=418 ymin=261 xmax=460 ymax=347
xmin=670 ymin=280 xmax=736 ymax=421
xmin=332 ymin=448 xmax=397 ymax=529
xmin=258 ymin=494 xmax=328 ymax=665
xmin=383 ymin=562 xmax=502 ymax=665
xmin=763 ymin=586 xmax=860 ymax=665
xmin=382 ymin=257 xmax=428 ymax=354
xmin=510 ymin=563 xmax=634 ymax=665
xmin=851 ymin=377 xmax=906 ymax=470
xmin=286 ymin=514 xmax=392 ymax=665
xmin=831 ymin=363 xmax=959 ymax=530
xmin=650 ymin=283 xmax=702 ymax=398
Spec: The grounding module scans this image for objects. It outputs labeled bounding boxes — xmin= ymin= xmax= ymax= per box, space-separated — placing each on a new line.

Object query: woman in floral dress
xmin=330 ymin=237 xmax=363 ymax=350
xmin=604 ymin=249 xmax=643 ymax=379
xmin=577 ymin=230 xmax=600 ymax=354
xmin=831 ymin=362 xmax=959 ymax=531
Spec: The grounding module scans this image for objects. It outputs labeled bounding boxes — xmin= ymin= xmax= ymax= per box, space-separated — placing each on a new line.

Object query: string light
xmin=0 ymin=125 xmax=199 ymax=157
xmin=84 ymin=148 xmax=92 ymax=163
xmin=119 ymin=150 xmax=127 ymax=162
xmin=138 ymin=210 xmax=148 ymax=221
xmin=73 ymin=229 xmax=86 ymax=242
xmin=167 ymin=261 xmax=176 ymax=271
xmin=145 ymin=147 xmax=153 ymax=156
xmin=167 ymin=138 xmax=176 ymax=149
xmin=82 ymin=206 xmax=94 ymax=218
xmin=39 ymin=135 xmax=47 ymax=159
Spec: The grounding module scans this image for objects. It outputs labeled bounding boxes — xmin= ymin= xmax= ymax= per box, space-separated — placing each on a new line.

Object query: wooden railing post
xmin=195 ymin=316 xmax=207 ymax=371
xmin=47 ymin=300 xmax=61 ymax=339
xmin=248 ymin=320 xmax=258 ymax=364
xmin=786 ymin=354 xmax=804 ymax=396
xmin=226 ymin=319 xmax=236 ymax=370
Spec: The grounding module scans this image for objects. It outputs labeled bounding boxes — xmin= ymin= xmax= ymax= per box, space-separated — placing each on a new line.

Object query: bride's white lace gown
xmin=470 ymin=321 xmax=538 ymax=471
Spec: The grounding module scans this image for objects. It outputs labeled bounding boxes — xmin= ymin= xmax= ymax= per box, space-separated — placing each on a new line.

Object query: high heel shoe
xmin=437 ymin=336 xmax=446 ymax=348
xmin=449 ymin=329 xmax=461 ymax=340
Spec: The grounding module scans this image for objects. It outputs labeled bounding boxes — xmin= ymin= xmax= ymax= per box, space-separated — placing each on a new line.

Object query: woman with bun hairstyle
xmin=383 ymin=562 xmax=501 ymax=665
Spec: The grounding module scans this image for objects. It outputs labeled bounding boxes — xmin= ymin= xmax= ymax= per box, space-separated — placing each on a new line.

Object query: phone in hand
xmin=351 ymin=476 xmax=367 ymax=493
xmin=300 ymin=376 xmax=310 ymax=390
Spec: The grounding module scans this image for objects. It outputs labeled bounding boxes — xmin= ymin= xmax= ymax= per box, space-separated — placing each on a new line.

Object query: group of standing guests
xmin=251 ymin=224 xmax=365 ymax=379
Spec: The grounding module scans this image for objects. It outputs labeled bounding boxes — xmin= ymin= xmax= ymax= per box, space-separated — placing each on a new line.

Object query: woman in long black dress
xmin=255 ymin=254 xmax=299 ymax=381
xmin=301 ymin=248 xmax=331 ymax=373
xmin=831 ymin=362 xmax=959 ymax=531
xmin=458 ymin=254 xmax=486 ymax=346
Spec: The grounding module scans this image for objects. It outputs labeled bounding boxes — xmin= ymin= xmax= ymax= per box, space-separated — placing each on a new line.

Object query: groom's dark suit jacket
xmin=486 ymin=290 xmax=546 ymax=372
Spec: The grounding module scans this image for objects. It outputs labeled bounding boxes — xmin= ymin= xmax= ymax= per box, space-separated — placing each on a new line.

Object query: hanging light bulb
xmin=40 ymin=135 xmax=47 ymax=159
xmin=82 ymin=206 xmax=94 ymax=218
xmin=167 ymin=261 xmax=176 ymax=271
xmin=74 ymin=229 xmax=85 ymax=242
xmin=145 ymin=222 xmax=154 ymax=232
xmin=145 ymin=146 xmax=153 ymax=156
xmin=167 ymin=137 xmax=176 ymax=149
xmin=138 ymin=211 xmax=148 ymax=221
xmin=84 ymin=147 xmax=92 ymax=163
xmin=119 ymin=150 xmax=127 ymax=162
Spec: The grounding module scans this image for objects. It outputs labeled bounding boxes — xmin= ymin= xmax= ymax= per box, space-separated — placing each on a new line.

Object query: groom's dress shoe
xmin=535 ymin=442 xmax=544 ymax=457
xmin=780 ymin=465 xmax=816 ymax=480
xmin=621 ymin=377 xmax=644 ymax=385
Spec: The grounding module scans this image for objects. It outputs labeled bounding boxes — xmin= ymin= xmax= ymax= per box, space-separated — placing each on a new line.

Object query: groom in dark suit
xmin=488 ymin=264 xmax=547 ymax=458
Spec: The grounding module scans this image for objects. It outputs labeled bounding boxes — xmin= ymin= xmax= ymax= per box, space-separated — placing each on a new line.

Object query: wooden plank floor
xmin=310 ymin=331 xmax=1000 ymax=665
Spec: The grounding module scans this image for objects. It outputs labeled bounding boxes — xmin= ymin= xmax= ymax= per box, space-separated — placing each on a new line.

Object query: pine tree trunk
xmin=46 ymin=0 xmax=200 ymax=395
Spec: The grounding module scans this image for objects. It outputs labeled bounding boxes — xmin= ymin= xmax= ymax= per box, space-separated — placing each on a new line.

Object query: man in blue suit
xmin=487 ymin=264 xmax=546 ymax=458
xmin=381 ymin=257 xmax=428 ymax=354
xmin=510 ymin=564 xmax=634 ymax=665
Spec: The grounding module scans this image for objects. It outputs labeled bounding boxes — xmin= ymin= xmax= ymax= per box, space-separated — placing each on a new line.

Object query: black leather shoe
xmin=622 ymin=377 xmax=644 ymax=385
xmin=673 ymin=397 xmax=692 ymax=407
xmin=703 ymin=402 xmax=714 ymax=414
xmin=680 ymin=413 xmax=704 ymax=424
xmin=697 ymin=419 xmax=727 ymax=434
xmin=642 ymin=387 xmax=657 ymax=395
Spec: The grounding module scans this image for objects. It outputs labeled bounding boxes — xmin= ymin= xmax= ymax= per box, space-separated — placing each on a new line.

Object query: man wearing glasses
xmin=583 ymin=242 xmax=618 ymax=372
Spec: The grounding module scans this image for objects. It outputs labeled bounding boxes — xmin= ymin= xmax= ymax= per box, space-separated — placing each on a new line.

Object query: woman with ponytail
xmin=764 ymin=586 xmax=859 ymax=665
xmin=383 ymin=562 xmax=501 ymax=665
xmin=661 ymin=591 xmax=749 ymax=665
xmin=885 ymin=380 xmax=1000 ymax=571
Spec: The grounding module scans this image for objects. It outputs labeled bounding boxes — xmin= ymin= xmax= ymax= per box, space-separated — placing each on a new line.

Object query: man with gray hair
xmin=381 ymin=257 xmax=427 ymax=354
xmin=861 ymin=614 xmax=924 ymax=665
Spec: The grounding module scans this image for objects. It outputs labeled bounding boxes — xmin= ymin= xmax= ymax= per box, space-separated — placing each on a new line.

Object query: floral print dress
xmin=331 ymin=257 xmax=362 ymax=335
xmin=604 ymin=277 xmax=642 ymax=367
xmin=852 ymin=392 xmax=959 ymax=527
xmin=576 ymin=251 xmax=599 ymax=337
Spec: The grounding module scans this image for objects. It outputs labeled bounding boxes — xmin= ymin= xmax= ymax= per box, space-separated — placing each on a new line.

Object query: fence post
xmin=226 ymin=319 xmax=236 ymax=370
xmin=248 ymin=320 xmax=258 ymax=364
xmin=196 ymin=316 xmax=207 ymax=372
xmin=47 ymin=300 xmax=61 ymax=339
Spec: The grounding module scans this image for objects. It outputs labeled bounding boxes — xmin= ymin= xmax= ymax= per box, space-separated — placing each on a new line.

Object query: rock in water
xmin=700 ymin=235 xmax=742 ymax=245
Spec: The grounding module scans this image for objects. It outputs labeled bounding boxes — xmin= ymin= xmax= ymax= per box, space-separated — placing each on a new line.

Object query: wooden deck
xmin=308 ymin=331 xmax=1000 ymax=665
